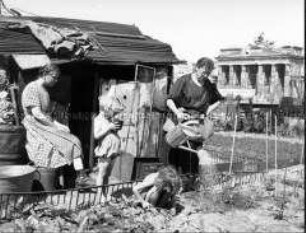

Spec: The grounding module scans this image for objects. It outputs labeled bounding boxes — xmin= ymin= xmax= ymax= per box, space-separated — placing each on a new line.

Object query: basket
xmin=0 ymin=165 xmax=36 ymax=193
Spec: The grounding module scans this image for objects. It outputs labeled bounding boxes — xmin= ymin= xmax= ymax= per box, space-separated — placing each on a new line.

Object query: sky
xmin=4 ymin=0 xmax=305 ymax=63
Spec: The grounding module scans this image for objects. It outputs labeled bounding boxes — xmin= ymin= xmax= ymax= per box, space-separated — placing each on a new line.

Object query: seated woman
xmin=21 ymin=64 xmax=86 ymax=188
xmin=133 ymin=166 xmax=182 ymax=209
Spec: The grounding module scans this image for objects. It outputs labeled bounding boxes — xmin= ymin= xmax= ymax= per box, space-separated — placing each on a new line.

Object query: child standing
xmin=93 ymin=96 xmax=124 ymax=200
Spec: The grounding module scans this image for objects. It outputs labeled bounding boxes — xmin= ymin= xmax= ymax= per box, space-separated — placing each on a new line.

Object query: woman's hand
xmin=167 ymin=99 xmax=190 ymax=122
xmin=176 ymin=110 xmax=190 ymax=122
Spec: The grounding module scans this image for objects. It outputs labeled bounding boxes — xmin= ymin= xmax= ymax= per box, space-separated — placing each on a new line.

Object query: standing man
xmin=166 ymin=57 xmax=224 ymax=190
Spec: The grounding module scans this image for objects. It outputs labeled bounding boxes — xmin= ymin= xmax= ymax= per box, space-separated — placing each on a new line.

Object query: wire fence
xmin=0 ymin=156 xmax=304 ymax=220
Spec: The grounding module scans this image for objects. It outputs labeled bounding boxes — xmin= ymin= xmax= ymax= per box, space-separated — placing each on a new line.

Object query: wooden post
xmin=149 ymin=69 xmax=156 ymax=157
xmin=282 ymin=126 xmax=291 ymax=204
xmin=274 ymin=114 xmax=278 ymax=196
xmin=88 ymin=71 xmax=100 ymax=170
xmin=265 ymin=111 xmax=269 ymax=172
xmin=300 ymin=140 xmax=304 ymax=164
xmin=274 ymin=114 xmax=278 ymax=170
xmin=229 ymin=114 xmax=238 ymax=174
xmin=134 ymin=65 xmax=140 ymax=158
xmin=89 ymin=113 xmax=96 ymax=170
xmin=269 ymin=108 xmax=273 ymax=135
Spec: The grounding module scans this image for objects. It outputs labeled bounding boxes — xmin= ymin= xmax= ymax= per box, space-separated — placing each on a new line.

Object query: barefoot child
xmin=93 ymin=96 xmax=124 ymax=200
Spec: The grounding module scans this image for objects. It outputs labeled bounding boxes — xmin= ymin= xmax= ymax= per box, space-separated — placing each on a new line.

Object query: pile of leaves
xmin=0 ymin=196 xmax=178 ymax=233
xmin=0 ymin=178 xmax=304 ymax=233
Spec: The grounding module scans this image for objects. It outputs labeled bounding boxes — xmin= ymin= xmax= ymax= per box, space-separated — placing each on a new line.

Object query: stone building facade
xmin=215 ymin=44 xmax=304 ymax=106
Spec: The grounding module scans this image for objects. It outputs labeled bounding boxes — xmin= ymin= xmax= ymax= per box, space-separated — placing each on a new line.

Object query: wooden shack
xmin=0 ymin=15 xmax=184 ymax=181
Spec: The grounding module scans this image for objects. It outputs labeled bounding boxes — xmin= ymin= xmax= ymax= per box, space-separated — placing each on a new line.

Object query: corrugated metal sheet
xmin=0 ymin=16 xmax=180 ymax=64
xmin=26 ymin=16 xmax=143 ymax=36
xmin=87 ymin=34 xmax=178 ymax=64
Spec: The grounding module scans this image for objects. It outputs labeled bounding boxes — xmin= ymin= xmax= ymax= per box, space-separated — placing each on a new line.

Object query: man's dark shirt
xmin=168 ymin=74 xmax=223 ymax=114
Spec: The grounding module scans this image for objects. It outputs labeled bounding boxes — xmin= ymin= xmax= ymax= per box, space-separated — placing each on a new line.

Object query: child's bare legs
xmin=103 ymin=159 xmax=115 ymax=184
xmin=96 ymin=161 xmax=109 ymax=186
xmin=96 ymin=160 xmax=110 ymax=201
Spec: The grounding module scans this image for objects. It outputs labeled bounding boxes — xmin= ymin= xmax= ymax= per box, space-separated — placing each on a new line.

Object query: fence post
xmin=266 ymin=111 xmax=269 ymax=172
xmin=229 ymin=114 xmax=238 ymax=174
xmin=274 ymin=114 xmax=278 ymax=170
xmin=300 ymin=140 xmax=304 ymax=164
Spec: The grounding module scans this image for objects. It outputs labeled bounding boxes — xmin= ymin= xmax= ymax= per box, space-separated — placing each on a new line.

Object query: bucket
xmin=33 ymin=167 xmax=58 ymax=191
xmin=0 ymin=165 xmax=36 ymax=193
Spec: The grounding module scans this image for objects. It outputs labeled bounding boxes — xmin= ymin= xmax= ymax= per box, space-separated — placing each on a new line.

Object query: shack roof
xmin=0 ymin=16 xmax=182 ymax=65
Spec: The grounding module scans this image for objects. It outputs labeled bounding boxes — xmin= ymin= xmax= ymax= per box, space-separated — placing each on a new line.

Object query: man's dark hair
xmin=195 ymin=57 xmax=214 ymax=72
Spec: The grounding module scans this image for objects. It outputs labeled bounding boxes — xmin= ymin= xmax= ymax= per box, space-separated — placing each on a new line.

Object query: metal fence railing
xmin=0 ymin=181 xmax=139 ymax=220
xmin=0 ymin=143 xmax=304 ymax=220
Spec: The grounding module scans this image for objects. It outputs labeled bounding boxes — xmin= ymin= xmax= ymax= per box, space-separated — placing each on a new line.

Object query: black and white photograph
xmin=0 ymin=0 xmax=304 ymax=232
